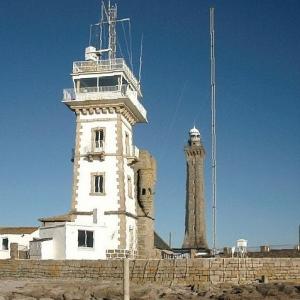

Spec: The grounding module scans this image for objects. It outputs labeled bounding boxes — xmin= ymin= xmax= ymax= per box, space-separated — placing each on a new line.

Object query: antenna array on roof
xmin=86 ymin=1 xmax=133 ymax=64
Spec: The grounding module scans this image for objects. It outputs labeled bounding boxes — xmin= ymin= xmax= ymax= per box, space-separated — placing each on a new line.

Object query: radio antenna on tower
xmin=210 ymin=7 xmax=217 ymax=255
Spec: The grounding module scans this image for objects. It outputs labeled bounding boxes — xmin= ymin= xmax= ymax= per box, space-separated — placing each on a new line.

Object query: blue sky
xmin=0 ymin=0 xmax=299 ymax=249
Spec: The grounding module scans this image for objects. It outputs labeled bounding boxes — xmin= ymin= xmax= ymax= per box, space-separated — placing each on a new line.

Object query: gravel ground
xmin=0 ymin=279 xmax=300 ymax=299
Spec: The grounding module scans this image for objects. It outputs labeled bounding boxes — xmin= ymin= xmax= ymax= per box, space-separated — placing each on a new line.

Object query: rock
xmin=11 ymin=294 xmax=37 ymax=300
xmin=13 ymin=286 xmax=48 ymax=299
xmin=217 ymin=295 xmax=231 ymax=300
xmin=282 ymin=285 xmax=296 ymax=295
xmin=231 ymin=287 xmax=243 ymax=294
xmin=255 ymin=284 xmax=269 ymax=296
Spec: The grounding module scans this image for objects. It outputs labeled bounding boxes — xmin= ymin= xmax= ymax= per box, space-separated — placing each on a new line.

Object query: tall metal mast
xmin=108 ymin=2 xmax=117 ymax=60
xmin=210 ymin=7 xmax=217 ymax=254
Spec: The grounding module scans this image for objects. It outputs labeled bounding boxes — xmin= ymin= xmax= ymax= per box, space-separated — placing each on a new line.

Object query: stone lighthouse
xmin=182 ymin=127 xmax=208 ymax=249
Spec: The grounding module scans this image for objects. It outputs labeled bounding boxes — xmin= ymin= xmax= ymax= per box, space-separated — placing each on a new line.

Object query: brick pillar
xmin=10 ymin=243 xmax=19 ymax=260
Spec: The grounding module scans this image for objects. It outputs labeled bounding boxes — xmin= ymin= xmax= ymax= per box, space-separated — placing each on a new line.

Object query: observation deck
xmin=63 ymin=85 xmax=147 ymax=122
xmin=62 ymin=58 xmax=147 ymax=123
xmin=72 ymin=58 xmax=141 ymax=96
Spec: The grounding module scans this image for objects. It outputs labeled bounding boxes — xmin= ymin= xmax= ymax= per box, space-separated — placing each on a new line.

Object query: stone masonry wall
xmin=0 ymin=258 xmax=300 ymax=285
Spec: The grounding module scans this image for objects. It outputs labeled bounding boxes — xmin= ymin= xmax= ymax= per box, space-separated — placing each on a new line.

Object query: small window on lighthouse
xmin=125 ymin=132 xmax=130 ymax=155
xmin=93 ymin=128 xmax=105 ymax=152
xmin=127 ymin=176 xmax=133 ymax=198
xmin=95 ymin=175 xmax=104 ymax=193
xmin=91 ymin=173 xmax=105 ymax=195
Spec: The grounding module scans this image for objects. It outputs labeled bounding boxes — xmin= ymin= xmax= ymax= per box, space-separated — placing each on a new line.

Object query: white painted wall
xmin=0 ymin=231 xmax=39 ymax=259
xmin=40 ymin=239 xmax=54 ymax=259
xmin=34 ymin=111 xmax=140 ymax=258
xmin=65 ymin=223 xmax=107 ymax=259
xmin=120 ymin=117 xmax=138 ymax=250
xmin=39 ymin=225 xmax=66 ymax=259
xmin=74 ymin=111 xmax=140 ymax=252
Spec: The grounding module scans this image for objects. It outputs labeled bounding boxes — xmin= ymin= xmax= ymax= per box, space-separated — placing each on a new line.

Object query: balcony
xmin=127 ymin=146 xmax=139 ymax=165
xmin=72 ymin=58 xmax=140 ymax=94
xmin=83 ymin=144 xmax=105 ymax=162
xmin=63 ymin=84 xmax=147 ymax=123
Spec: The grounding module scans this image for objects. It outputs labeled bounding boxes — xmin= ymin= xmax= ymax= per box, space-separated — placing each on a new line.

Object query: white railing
xmin=83 ymin=144 xmax=105 ymax=154
xmin=63 ymin=85 xmax=126 ymax=101
xmin=131 ymin=146 xmax=139 ymax=158
xmin=73 ymin=58 xmax=140 ymax=91
xmin=63 ymin=84 xmax=146 ymax=121
xmin=78 ymin=85 xmax=121 ymax=93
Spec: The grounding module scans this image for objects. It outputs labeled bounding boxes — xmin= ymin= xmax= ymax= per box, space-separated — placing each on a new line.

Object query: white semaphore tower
xmin=36 ymin=3 xmax=147 ymax=260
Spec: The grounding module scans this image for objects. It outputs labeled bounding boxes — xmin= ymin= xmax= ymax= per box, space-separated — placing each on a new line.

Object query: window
xmin=78 ymin=230 xmax=94 ymax=248
xmin=125 ymin=132 xmax=130 ymax=155
xmin=92 ymin=128 xmax=105 ymax=152
xmin=127 ymin=176 xmax=133 ymax=198
xmin=91 ymin=173 xmax=105 ymax=195
xmin=141 ymin=188 xmax=146 ymax=195
xmin=2 ymin=238 xmax=8 ymax=250
xmin=94 ymin=175 xmax=104 ymax=193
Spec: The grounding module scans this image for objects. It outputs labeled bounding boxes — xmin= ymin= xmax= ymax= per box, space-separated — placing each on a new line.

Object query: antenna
xmin=210 ymin=7 xmax=217 ymax=255
xmin=138 ymin=33 xmax=143 ymax=83
xmin=99 ymin=1 xmax=104 ymax=50
xmin=93 ymin=2 xmax=131 ymax=62
xmin=108 ymin=2 xmax=117 ymax=60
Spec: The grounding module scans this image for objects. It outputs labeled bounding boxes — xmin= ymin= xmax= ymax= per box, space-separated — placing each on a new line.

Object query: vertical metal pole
xmin=99 ymin=1 xmax=104 ymax=51
xmin=108 ymin=2 xmax=117 ymax=60
xmin=169 ymin=232 xmax=172 ymax=248
xmin=123 ymin=258 xmax=130 ymax=300
xmin=210 ymin=7 xmax=217 ymax=255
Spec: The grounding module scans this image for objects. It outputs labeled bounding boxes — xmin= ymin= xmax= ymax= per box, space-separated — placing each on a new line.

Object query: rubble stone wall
xmin=0 ymin=258 xmax=300 ymax=284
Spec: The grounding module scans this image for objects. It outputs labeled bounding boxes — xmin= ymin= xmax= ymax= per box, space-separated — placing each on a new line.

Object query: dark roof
xmin=39 ymin=211 xmax=93 ymax=223
xmin=32 ymin=237 xmax=53 ymax=242
xmin=154 ymin=231 xmax=170 ymax=250
xmin=38 ymin=214 xmax=72 ymax=223
xmin=0 ymin=227 xmax=38 ymax=235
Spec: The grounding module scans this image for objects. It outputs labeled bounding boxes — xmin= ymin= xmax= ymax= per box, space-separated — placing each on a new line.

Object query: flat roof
xmin=0 ymin=227 xmax=38 ymax=235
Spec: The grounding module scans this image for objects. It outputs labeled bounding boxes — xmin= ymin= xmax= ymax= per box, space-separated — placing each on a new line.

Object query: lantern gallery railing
xmin=62 ymin=84 xmax=147 ymax=121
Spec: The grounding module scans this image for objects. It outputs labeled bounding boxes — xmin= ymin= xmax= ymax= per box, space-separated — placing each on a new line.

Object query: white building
xmin=30 ymin=2 xmax=147 ymax=260
xmin=0 ymin=227 xmax=38 ymax=259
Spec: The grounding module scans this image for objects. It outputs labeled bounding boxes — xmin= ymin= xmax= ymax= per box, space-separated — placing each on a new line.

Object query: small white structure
xmin=0 ymin=227 xmax=39 ymax=259
xmin=236 ymin=239 xmax=248 ymax=258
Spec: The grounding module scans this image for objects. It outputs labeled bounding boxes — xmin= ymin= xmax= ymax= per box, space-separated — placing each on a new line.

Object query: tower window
xmin=125 ymin=132 xmax=130 ymax=155
xmin=127 ymin=176 xmax=133 ymax=198
xmin=78 ymin=230 xmax=94 ymax=248
xmin=92 ymin=128 xmax=105 ymax=152
xmin=2 ymin=238 xmax=8 ymax=250
xmin=141 ymin=188 xmax=146 ymax=195
xmin=90 ymin=173 xmax=105 ymax=195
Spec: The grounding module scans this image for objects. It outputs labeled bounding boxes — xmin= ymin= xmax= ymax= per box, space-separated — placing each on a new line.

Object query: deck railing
xmin=63 ymin=84 xmax=147 ymax=121
xmin=63 ymin=84 xmax=129 ymax=101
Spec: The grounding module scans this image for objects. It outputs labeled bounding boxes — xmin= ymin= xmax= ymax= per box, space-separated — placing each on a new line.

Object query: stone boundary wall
xmin=0 ymin=258 xmax=300 ymax=285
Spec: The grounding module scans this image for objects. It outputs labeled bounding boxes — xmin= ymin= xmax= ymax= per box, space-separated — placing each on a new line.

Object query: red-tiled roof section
xmin=0 ymin=227 xmax=38 ymax=235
